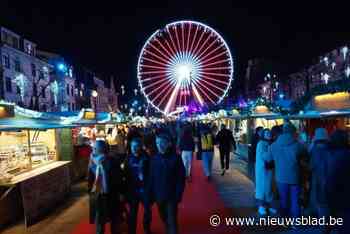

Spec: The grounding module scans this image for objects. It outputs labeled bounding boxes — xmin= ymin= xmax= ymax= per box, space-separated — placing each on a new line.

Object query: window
xmin=31 ymin=63 xmax=36 ymax=77
xmin=66 ymin=84 xmax=70 ymax=96
xmin=14 ymin=59 xmax=21 ymax=72
xmin=26 ymin=43 xmax=33 ymax=55
xmin=5 ymin=77 xmax=12 ymax=93
xmin=41 ymin=86 xmax=46 ymax=98
xmin=16 ymin=85 xmax=21 ymax=95
xmin=71 ymin=86 xmax=74 ymax=96
xmin=12 ymin=37 xmax=19 ymax=49
xmin=2 ymin=54 xmax=10 ymax=69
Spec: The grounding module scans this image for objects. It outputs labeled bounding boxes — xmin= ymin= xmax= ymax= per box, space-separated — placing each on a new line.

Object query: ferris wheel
xmin=137 ymin=20 xmax=234 ymax=115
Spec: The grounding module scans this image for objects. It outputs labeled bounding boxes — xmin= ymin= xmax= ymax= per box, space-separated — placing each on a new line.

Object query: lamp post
xmin=92 ymin=90 xmax=98 ymax=120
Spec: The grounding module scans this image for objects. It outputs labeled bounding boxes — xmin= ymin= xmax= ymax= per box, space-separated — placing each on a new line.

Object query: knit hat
xmin=313 ymin=128 xmax=328 ymax=141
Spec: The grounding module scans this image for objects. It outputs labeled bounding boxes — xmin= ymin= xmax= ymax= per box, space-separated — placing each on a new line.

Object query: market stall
xmin=288 ymin=92 xmax=350 ymax=139
xmin=0 ymin=103 xmax=72 ymax=228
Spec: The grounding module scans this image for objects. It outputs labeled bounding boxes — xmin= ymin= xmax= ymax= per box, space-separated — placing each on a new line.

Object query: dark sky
xmin=1 ymin=1 xmax=350 ymax=91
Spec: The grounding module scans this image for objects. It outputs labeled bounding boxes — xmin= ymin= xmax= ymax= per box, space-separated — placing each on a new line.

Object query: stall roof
xmin=0 ymin=106 xmax=77 ymax=131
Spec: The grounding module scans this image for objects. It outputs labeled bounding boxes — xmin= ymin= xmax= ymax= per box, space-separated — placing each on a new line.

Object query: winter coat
xmin=326 ymin=147 xmax=350 ymax=211
xmin=309 ymin=141 xmax=329 ymax=206
xmin=216 ymin=129 xmax=236 ymax=152
xmin=255 ymin=140 xmax=273 ymax=202
xmin=269 ymin=133 xmax=307 ymax=184
xmin=88 ymin=156 xmax=123 ymax=224
xmin=125 ymin=153 xmax=151 ymax=201
xmin=179 ymin=130 xmax=195 ymax=151
xmin=149 ymin=152 xmax=186 ymax=203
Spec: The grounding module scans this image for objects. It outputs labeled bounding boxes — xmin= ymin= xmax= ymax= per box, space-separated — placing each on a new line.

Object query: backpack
xmin=201 ymin=134 xmax=213 ymax=151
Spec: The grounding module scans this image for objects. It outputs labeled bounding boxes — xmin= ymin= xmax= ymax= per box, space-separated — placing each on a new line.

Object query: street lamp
xmin=92 ymin=90 xmax=98 ymax=114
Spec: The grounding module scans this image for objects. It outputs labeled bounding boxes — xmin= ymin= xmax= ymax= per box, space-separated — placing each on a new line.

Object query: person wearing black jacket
xmin=216 ymin=124 xmax=236 ymax=176
xmin=88 ymin=140 xmax=123 ymax=234
xmin=149 ymin=132 xmax=186 ymax=234
xmin=126 ymin=137 xmax=152 ymax=234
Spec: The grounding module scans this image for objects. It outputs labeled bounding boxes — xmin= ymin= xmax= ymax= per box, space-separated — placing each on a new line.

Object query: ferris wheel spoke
xmin=168 ymin=27 xmax=180 ymax=55
xmin=144 ymin=49 xmax=171 ymax=65
xmin=146 ymin=79 xmax=172 ymax=96
xmin=191 ymin=28 xmax=205 ymax=57
xmin=193 ymin=82 xmax=216 ymax=105
xmin=193 ymin=34 xmax=212 ymax=60
xmin=197 ymin=44 xmax=225 ymax=62
xmin=149 ymin=42 xmax=173 ymax=62
xmin=181 ymin=23 xmax=185 ymax=55
xmin=142 ymin=78 xmax=170 ymax=91
xmin=151 ymin=82 xmax=172 ymax=104
xmin=141 ymin=73 xmax=171 ymax=82
xmin=140 ymin=64 xmax=168 ymax=70
xmin=164 ymin=82 xmax=181 ymax=114
xmin=174 ymin=25 xmax=182 ymax=54
xmin=192 ymin=85 xmax=204 ymax=106
xmin=198 ymin=71 xmax=231 ymax=78
xmin=195 ymin=77 xmax=226 ymax=93
xmin=163 ymin=38 xmax=177 ymax=58
xmin=200 ymin=50 xmax=228 ymax=65
xmin=198 ymin=74 xmax=230 ymax=85
xmin=141 ymin=57 xmax=170 ymax=68
xmin=196 ymin=39 xmax=217 ymax=60
xmin=157 ymin=85 xmax=175 ymax=107
xmin=155 ymin=38 xmax=174 ymax=59
xmin=201 ymin=66 xmax=233 ymax=71
xmin=200 ymin=58 xmax=231 ymax=68
xmin=186 ymin=23 xmax=192 ymax=53
xmin=189 ymin=25 xmax=199 ymax=54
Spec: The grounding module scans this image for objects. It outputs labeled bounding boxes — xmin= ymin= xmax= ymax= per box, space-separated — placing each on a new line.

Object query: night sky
xmin=2 ymin=1 xmax=350 ymax=92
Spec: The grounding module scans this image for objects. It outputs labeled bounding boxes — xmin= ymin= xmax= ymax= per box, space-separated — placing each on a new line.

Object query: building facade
xmin=287 ymin=46 xmax=350 ymax=100
xmin=37 ymin=50 xmax=76 ymax=111
xmin=90 ymin=76 xmax=118 ymax=113
xmin=0 ymin=27 xmax=53 ymax=111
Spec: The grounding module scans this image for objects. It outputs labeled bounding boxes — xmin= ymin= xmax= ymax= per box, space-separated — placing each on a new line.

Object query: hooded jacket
xmin=269 ymin=133 xmax=307 ymax=184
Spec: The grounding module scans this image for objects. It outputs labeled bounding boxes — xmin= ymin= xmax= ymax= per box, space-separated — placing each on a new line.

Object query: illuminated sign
xmin=83 ymin=111 xmax=96 ymax=120
xmin=0 ymin=104 xmax=15 ymax=118
xmin=313 ymin=92 xmax=350 ymax=111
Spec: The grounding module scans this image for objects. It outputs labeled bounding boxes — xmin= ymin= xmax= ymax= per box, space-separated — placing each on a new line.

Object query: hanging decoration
xmin=50 ymin=81 xmax=59 ymax=105
xmin=341 ymin=46 xmax=348 ymax=60
xmin=13 ymin=74 xmax=28 ymax=102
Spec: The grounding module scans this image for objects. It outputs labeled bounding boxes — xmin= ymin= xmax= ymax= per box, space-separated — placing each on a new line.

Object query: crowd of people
xmin=253 ymin=122 xmax=350 ymax=233
xmin=84 ymin=121 xmax=236 ymax=234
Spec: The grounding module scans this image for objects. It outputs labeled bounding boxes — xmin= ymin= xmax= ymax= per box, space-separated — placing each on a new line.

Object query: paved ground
xmin=1 ymin=182 xmax=90 ymax=234
xmin=0 ymin=146 xmax=331 ymax=234
xmin=211 ymin=147 xmax=329 ymax=234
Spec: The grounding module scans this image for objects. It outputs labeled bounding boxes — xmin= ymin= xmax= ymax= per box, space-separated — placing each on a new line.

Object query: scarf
xmin=89 ymin=154 xmax=109 ymax=194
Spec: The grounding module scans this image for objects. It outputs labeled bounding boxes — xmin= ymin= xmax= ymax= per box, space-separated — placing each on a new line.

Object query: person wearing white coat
xmin=255 ymin=129 xmax=277 ymax=215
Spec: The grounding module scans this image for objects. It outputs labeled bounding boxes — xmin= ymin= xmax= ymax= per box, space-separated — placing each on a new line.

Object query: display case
xmin=0 ymin=130 xmax=58 ymax=183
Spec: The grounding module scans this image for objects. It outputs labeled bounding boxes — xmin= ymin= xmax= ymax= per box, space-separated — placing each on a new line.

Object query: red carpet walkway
xmin=71 ymin=159 xmax=241 ymax=234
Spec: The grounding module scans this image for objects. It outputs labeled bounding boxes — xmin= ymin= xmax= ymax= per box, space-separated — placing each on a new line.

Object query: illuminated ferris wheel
xmin=137 ymin=20 xmax=234 ymax=114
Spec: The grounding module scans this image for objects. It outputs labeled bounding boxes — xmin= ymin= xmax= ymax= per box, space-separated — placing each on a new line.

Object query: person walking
xmin=149 ymin=132 xmax=186 ymax=234
xmin=179 ymin=123 xmax=195 ymax=182
xmin=216 ymin=124 xmax=236 ymax=176
xmin=255 ymin=129 xmax=277 ymax=216
xmin=88 ymin=140 xmax=123 ymax=234
xmin=325 ymin=130 xmax=350 ymax=234
xmin=268 ymin=123 xmax=308 ymax=219
xmin=249 ymin=126 xmax=263 ymax=181
xmin=200 ymin=125 xmax=215 ymax=181
xmin=126 ymin=137 xmax=152 ymax=234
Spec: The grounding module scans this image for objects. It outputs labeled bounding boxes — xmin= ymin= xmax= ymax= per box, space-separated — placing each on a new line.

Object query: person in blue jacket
xmin=149 ymin=132 xmax=186 ymax=234
xmin=126 ymin=137 xmax=152 ymax=234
